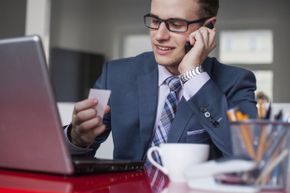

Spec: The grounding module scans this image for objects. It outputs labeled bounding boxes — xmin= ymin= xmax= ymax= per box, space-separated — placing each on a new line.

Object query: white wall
xmin=26 ymin=0 xmax=51 ymax=61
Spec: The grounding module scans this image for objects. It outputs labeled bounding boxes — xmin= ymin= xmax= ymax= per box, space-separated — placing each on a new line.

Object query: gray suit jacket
xmin=91 ymin=52 xmax=257 ymax=161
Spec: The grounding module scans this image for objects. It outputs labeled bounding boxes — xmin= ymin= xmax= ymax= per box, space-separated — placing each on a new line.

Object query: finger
xmin=200 ymin=28 xmax=212 ymax=47
xmin=74 ymin=99 xmax=97 ymax=114
xmin=194 ymin=30 xmax=206 ymax=50
xmin=188 ymin=31 xmax=197 ymax=46
xmin=79 ymin=116 xmax=102 ymax=131
xmin=189 ymin=38 xmax=196 ymax=48
xmin=208 ymin=30 xmax=217 ymax=49
xmin=104 ymin=105 xmax=111 ymax=114
xmin=74 ymin=108 xmax=98 ymax=125
xmin=198 ymin=28 xmax=217 ymax=51
xmin=92 ymin=124 xmax=107 ymax=136
xmin=72 ymin=114 xmax=78 ymax=126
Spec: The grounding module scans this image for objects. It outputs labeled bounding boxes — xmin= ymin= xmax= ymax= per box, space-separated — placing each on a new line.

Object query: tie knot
xmin=165 ymin=76 xmax=182 ymax=93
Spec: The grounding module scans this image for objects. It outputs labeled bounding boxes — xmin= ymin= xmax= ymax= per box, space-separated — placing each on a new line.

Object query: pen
xmin=256 ymin=149 xmax=289 ymax=184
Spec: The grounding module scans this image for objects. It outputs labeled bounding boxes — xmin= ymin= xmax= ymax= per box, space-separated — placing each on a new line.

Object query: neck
xmin=164 ymin=66 xmax=180 ymax=76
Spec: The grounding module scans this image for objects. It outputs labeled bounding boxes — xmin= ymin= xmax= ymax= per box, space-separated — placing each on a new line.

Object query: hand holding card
xmin=88 ymin=89 xmax=111 ymax=118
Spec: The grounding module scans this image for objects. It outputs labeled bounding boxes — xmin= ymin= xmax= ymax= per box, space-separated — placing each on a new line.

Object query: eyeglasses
xmin=143 ymin=13 xmax=210 ymax=33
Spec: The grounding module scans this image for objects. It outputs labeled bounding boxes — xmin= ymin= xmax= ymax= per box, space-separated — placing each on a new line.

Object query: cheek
xmin=188 ymin=24 xmax=200 ymax=31
xmin=173 ymin=35 xmax=188 ymax=49
xmin=149 ymin=31 xmax=156 ymax=45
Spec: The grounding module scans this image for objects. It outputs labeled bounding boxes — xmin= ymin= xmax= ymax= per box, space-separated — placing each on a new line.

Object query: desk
xmin=0 ymin=169 xmax=154 ymax=193
xmin=0 ymin=169 xmax=287 ymax=193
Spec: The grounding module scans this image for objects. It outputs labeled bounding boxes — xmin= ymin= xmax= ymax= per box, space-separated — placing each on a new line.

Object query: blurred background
xmin=1 ymin=0 xmax=289 ymax=103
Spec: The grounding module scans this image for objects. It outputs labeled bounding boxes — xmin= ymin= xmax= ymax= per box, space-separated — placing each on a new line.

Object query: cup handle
xmin=147 ymin=146 xmax=168 ymax=175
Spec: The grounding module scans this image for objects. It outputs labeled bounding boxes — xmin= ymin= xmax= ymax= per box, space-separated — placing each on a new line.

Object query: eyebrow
xmin=149 ymin=13 xmax=187 ymax=21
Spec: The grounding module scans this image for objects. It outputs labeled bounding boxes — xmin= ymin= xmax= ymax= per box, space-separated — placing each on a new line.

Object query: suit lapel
xmin=137 ymin=66 xmax=158 ymax=157
xmin=167 ymin=98 xmax=194 ymax=142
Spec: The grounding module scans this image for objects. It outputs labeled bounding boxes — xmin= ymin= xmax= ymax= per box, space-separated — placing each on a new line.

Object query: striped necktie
xmin=152 ymin=75 xmax=182 ymax=146
xmin=145 ymin=76 xmax=182 ymax=182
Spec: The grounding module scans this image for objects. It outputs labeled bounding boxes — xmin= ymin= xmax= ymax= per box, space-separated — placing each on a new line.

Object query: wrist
xmin=179 ymin=61 xmax=201 ymax=74
xmin=70 ymin=126 xmax=91 ymax=148
xmin=179 ymin=65 xmax=204 ymax=84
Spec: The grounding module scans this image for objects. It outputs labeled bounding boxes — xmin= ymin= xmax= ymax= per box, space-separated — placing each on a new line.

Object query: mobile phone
xmin=185 ymin=22 xmax=214 ymax=53
xmin=184 ymin=42 xmax=193 ymax=53
xmin=205 ymin=22 xmax=214 ymax=29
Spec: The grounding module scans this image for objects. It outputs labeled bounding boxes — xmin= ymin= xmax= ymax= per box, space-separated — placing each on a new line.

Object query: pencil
xmin=236 ymin=112 xmax=257 ymax=161
xmin=226 ymin=108 xmax=237 ymax=122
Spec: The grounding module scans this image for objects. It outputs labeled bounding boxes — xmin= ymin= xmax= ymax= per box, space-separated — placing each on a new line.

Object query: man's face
xmin=150 ymin=0 xmax=202 ymax=73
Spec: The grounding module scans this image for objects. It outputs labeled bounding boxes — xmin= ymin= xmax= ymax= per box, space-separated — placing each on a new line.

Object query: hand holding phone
xmin=184 ymin=22 xmax=214 ymax=53
xmin=179 ymin=21 xmax=216 ymax=74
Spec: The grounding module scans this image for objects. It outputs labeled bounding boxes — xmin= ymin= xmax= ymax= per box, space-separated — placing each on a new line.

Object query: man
xmin=66 ymin=0 xmax=257 ymax=161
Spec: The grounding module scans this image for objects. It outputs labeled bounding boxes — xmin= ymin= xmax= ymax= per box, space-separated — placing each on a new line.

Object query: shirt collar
xmin=158 ymin=65 xmax=175 ymax=87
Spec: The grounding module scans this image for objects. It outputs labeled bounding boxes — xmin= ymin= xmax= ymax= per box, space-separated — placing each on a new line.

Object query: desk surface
xmin=0 ymin=168 xmax=287 ymax=193
xmin=0 ymin=168 xmax=162 ymax=193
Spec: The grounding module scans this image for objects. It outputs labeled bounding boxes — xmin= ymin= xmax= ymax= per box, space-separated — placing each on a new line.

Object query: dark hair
xmin=198 ymin=0 xmax=219 ymax=17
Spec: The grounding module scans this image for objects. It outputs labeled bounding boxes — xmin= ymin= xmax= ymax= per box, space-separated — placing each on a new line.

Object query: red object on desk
xmin=0 ymin=168 xmax=155 ymax=193
xmin=1 ymin=168 xmax=288 ymax=193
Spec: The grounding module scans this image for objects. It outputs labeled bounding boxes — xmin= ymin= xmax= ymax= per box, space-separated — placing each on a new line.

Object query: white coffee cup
xmin=147 ymin=143 xmax=209 ymax=182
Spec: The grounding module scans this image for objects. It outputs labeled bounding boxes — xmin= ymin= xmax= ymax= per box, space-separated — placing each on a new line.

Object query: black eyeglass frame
xmin=143 ymin=13 xmax=211 ymax=33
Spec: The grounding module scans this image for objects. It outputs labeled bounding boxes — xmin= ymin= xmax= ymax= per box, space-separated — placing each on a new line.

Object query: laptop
xmin=0 ymin=35 xmax=144 ymax=175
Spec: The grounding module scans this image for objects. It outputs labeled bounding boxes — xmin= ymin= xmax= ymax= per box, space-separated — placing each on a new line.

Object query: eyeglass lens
xmin=144 ymin=15 xmax=188 ymax=32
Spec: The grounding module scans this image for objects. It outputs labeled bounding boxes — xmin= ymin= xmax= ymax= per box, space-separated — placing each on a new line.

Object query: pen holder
xmin=230 ymin=120 xmax=290 ymax=190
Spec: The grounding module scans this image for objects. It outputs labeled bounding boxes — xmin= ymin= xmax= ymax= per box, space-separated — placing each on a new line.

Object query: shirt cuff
xmin=64 ymin=125 xmax=94 ymax=155
xmin=182 ymin=72 xmax=210 ymax=101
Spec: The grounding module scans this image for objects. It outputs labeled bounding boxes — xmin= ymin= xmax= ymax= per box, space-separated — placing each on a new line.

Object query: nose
xmin=155 ymin=22 xmax=170 ymax=41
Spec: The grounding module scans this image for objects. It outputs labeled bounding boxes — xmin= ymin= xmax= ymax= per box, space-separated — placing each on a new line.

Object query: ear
xmin=208 ymin=17 xmax=217 ymax=26
xmin=204 ymin=16 xmax=217 ymax=27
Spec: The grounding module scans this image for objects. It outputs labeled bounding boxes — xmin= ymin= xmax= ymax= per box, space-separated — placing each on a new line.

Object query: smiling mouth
xmin=156 ymin=45 xmax=174 ymax=51
xmin=155 ymin=44 xmax=176 ymax=56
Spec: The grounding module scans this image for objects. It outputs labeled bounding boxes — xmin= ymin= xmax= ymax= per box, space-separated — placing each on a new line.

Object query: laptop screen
xmin=0 ymin=35 xmax=74 ymax=174
xmin=0 ymin=36 xmax=144 ymax=175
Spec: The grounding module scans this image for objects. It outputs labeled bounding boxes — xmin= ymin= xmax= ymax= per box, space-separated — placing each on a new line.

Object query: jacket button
xmin=204 ymin=111 xmax=211 ymax=118
xmin=200 ymin=107 xmax=208 ymax=113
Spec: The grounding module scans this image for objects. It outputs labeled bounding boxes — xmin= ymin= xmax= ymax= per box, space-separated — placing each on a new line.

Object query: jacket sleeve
xmin=186 ymin=69 xmax=257 ymax=157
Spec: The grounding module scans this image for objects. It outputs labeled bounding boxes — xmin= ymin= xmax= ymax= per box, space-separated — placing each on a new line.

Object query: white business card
xmin=88 ymin=89 xmax=111 ymax=118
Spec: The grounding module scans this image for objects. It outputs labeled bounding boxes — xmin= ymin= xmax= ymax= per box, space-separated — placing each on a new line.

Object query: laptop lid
xmin=0 ymin=36 xmax=144 ymax=175
xmin=0 ymin=35 xmax=74 ymax=174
